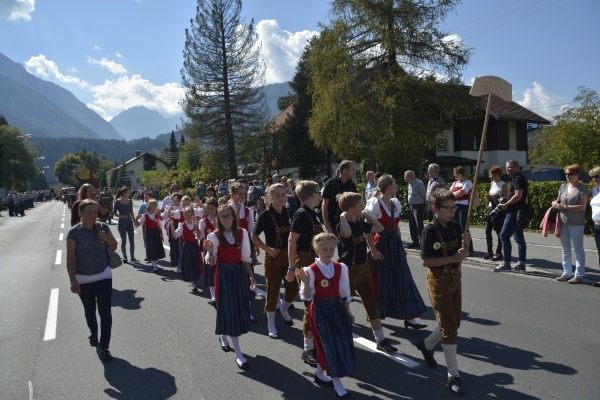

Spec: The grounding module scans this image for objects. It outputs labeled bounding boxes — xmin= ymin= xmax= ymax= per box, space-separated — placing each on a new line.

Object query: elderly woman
xmin=552 ymin=164 xmax=590 ymax=284
xmin=450 ymin=166 xmax=474 ymax=256
xmin=70 ymin=184 xmax=109 ymax=227
xmin=588 ymin=166 xmax=600 ymax=287
xmin=484 ymin=166 xmax=509 ymax=260
xmin=67 ymin=199 xmax=118 ymax=361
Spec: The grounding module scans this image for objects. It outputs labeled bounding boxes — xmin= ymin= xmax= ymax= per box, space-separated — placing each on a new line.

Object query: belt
xmin=594 ymin=221 xmax=600 ymax=226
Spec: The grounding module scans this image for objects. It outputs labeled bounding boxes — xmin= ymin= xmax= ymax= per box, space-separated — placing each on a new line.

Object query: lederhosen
xmin=294 ymin=208 xmax=324 ymax=334
xmin=426 ymin=220 xmax=462 ymax=345
xmin=344 ymin=222 xmax=380 ymax=321
xmin=263 ymin=208 xmax=298 ymax=312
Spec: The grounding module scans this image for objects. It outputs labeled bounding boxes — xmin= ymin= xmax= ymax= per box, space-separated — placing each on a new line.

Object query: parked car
xmin=522 ymin=168 xmax=591 ymax=183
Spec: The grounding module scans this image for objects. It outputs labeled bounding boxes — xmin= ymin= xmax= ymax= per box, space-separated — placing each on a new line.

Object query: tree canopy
xmin=529 ymin=86 xmax=600 ymax=172
xmin=181 ymin=0 xmax=268 ymax=178
xmin=307 ymin=0 xmax=476 ymax=169
xmin=0 ymin=121 xmax=38 ymax=192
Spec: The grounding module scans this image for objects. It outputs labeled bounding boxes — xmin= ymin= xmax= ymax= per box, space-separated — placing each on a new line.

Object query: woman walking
xmin=113 ymin=187 xmax=136 ymax=263
xmin=66 ymin=199 xmax=118 ymax=361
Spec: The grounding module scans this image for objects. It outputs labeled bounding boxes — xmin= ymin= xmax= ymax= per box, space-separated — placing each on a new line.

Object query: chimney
xmin=135 ymin=150 xmax=142 ymax=157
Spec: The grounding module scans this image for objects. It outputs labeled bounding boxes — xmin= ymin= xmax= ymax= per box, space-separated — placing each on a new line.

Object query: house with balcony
xmin=106 ymin=151 xmax=168 ymax=187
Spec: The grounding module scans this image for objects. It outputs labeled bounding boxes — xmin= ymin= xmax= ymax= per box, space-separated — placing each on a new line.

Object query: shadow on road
xmin=464 ymin=371 xmax=542 ymax=400
xmin=101 ymin=356 xmax=177 ymax=399
xmin=111 ymin=288 xmax=144 ymax=310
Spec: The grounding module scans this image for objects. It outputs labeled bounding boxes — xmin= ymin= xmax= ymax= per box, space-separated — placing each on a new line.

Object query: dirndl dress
xmin=144 ymin=214 xmax=165 ymax=261
xmin=179 ymin=223 xmax=200 ymax=282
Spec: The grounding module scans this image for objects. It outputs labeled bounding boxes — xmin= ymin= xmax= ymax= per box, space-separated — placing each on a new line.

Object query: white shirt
xmin=175 ymin=222 xmax=198 ymax=239
xmin=450 ymin=180 xmax=472 ymax=205
xmin=194 ymin=207 xmax=204 ymax=219
xmin=365 ymin=197 xmax=402 ymax=220
xmin=199 ymin=216 xmax=217 ymax=240
xmin=488 ymin=180 xmax=506 ymax=207
xmin=138 ymin=212 xmax=158 ymax=226
xmin=230 ymin=203 xmax=254 ymax=233
xmin=591 ymin=187 xmax=600 ymax=222
xmin=160 ymin=195 xmax=172 ymax=212
xmin=204 ymin=229 xmax=252 ymax=263
xmin=300 ymin=259 xmax=351 ymax=302
xmin=76 ymin=266 xmax=112 ymax=285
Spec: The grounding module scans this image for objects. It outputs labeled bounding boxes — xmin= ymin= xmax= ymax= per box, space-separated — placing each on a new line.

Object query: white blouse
xmin=194 ymin=207 xmax=204 ymax=219
xmin=199 ymin=216 xmax=217 ymax=240
xmin=204 ymin=229 xmax=252 ymax=263
xmin=138 ymin=212 xmax=158 ymax=226
xmin=450 ymin=180 xmax=472 ymax=205
xmin=365 ymin=197 xmax=402 ymax=220
xmin=300 ymin=259 xmax=351 ymax=302
xmin=230 ymin=203 xmax=254 ymax=232
xmin=488 ymin=180 xmax=506 ymax=207
xmin=591 ymin=187 xmax=600 ymax=222
xmin=174 ymin=222 xmax=198 ymax=239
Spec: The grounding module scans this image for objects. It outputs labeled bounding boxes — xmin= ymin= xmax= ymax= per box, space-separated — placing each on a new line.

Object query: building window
xmin=436 ymin=134 xmax=448 ymax=151
xmin=473 ymin=135 xmax=488 ymax=150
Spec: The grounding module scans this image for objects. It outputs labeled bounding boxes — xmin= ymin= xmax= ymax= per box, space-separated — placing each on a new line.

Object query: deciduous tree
xmin=181 ymin=0 xmax=268 ymax=178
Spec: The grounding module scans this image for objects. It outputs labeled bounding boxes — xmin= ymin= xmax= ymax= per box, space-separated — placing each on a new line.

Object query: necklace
xmin=224 ymin=230 xmax=235 ymax=243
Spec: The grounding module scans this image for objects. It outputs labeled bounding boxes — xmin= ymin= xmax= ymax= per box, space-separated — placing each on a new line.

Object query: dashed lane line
xmin=54 ymin=250 xmax=62 ymax=265
xmin=43 ymin=288 xmax=59 ymax=341
xmin=59 ymin=233 xmax=63 ymax=241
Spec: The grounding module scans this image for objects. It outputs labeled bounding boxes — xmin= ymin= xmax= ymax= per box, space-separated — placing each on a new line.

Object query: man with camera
xmin=494 ymin=160 xmax=528 ymax=272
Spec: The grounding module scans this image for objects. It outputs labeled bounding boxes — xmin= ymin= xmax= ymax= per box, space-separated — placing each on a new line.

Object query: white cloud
xmin=0 ymin=0 xmax=34 ymax=21
xmin=94 ymin=45 xmax=102 ymax=51
xmin=87 ymin=56 xmax=127 ymax=75
xmin=255 ymin=19 xmax=318 ymax=84
xmin=514 ymin=82 xmax=566 ymax=121
xmin=24 ymin=55 xmax=81 ymax=84
xmin=67 ymin=66 xmax=78 ymax=73
xmin=115 ymin=52 xmax=123 ymax=59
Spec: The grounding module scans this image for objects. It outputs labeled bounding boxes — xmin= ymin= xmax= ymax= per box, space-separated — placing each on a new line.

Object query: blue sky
xmin=0 ymin=0 xmax=598 ymax=122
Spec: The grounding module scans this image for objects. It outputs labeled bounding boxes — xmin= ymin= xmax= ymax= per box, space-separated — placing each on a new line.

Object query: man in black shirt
xmin=322 ymin=160 xmax=357 ymax=235
xmin=494 ymin=160 xmax=528 ymax=272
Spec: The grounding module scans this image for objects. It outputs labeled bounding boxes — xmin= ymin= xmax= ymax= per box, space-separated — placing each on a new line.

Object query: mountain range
xmin=0 ymin=51 xmax=291 ymax=141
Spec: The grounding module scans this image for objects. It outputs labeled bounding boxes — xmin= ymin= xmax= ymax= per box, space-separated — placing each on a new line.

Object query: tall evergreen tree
xmin=168 ymin=130 xmax=179 ymax=168
xmin=181 ymin=0 xmax=268 ymax=178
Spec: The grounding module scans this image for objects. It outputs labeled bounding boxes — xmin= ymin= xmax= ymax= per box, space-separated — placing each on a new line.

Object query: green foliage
xmin=53 ymin=154 xmax=84 ymax=187
xmin=530 ymin=86 xmax=600 ymax=171
xmin=177 ymin=139 xmax=202 ymax=171
xmin=181 ymin=0 xmax=268 ymax=178
xmin=306 ymin=1 xmax=477 ymax=168
xmin=0 ymin=124 xmax=38 ymax=191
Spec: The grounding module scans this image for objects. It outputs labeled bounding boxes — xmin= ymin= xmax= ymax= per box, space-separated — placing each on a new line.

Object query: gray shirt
xmin=558 ymin=183 xmax=589 ymax=226
xmin=408 ymin=179 xmax=427 ymax=205
xmin=67 ymin=223 xmax=110 ymax=275
xmin=114 ymin=199 xmax=134 ymax=224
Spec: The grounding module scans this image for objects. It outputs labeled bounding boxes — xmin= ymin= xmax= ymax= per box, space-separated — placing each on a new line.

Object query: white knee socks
xmin=281 ymin=300 xmax=292 ymax=321
xmin=209 ymin=286 xmax=216 ymax=300
xmin=230 ymin=336 xmax=246 ymax=364
xmin=315 ymin=364 xmax=331 ymax=382
xmin=266 ymin=311 xmax=277 ymax=335
xmin=424 ymin=326 xmax=443 ymax=351
xmin=443 ymin=343 xmax=459 ymax=378
xmin=332 ymin=377 xmax=347 ymax=397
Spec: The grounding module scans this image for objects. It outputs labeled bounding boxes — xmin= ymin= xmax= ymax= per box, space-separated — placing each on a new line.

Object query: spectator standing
xmin=322 ymin=160 xmax=357 ymax=235
xmin=365 ymin=170 xmax=377 ymax=200
xmin=449 ymin=166 xmax=474 ymax=256
xmin=494 ymin=160 xmax=528 ymax=272
xmin=404 ymin=170 xmax=427 ymax=248
xmin=588 ymin=167 xmax=600 ymax=287
xmin=484 ymin=166 xmax=508 ymax=261
xmin=426 ymin=163 xmax=446 ymax=221
xmin=552 ymin=164 xmax=589 ymax=284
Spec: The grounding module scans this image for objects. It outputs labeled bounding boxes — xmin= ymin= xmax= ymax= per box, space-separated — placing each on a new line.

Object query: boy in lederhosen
xmin=416 ymin=188 xmax=470 ymax=397
xmin=287 ymin=181 xmax=323 ymax=366
xmin=252 ymin=183 xmax=297 ymax=339
xmin=336 ymin=192 xmax=398 ymax=354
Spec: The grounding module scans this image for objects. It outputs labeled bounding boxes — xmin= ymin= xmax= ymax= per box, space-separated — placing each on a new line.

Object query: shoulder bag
xmin=95 ymin=222 xmax=122 ymax=269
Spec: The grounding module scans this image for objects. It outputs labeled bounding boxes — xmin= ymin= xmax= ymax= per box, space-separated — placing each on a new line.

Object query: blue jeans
xmin=499 ymin=212 xmax=526 ymax=267
xmin=594 ymin=223 xmax=600 ymax=267
xmin=78 ymin=278 xmax=112 ymax=349
xmin=454 ymin=203 xmax=473 ymax=254
xmin=560 ymin=224 xmax=586 ymax=278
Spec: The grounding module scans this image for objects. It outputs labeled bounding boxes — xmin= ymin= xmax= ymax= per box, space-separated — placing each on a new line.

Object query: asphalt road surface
xmin=1 ymin=201 xmax=598 ymax=399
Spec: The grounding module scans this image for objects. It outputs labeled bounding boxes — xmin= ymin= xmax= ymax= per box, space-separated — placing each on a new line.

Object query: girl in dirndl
xmin=163 ymin=193 xmax=183 ymax=271
xmin=200 ymin=197 xmax=219 ymax=305
xmin=299 ymin=233 xmax=355 ymax=399
xmin=170 ymin=206 xmax=202 ymax=292
xmin=365 ymin=174 xmax=427 ymax=329
xmin=137 ymin=200 xmax=165 ymax=272
xmin=204 ymin=205 xmax=257 ymax=370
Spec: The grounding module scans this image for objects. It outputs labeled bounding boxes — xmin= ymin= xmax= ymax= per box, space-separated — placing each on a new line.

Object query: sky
xmin=0 ymin=0 xmax=598 ymax=122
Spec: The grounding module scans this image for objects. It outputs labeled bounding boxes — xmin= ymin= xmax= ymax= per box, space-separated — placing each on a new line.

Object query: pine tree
xmin=181 ymin=0 xmax=268 ymax=178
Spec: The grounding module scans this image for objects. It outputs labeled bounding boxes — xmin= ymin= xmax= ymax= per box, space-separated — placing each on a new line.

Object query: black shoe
xmin=208 ymin=299 xmax=217 ymax=307
xmin=336 ymin=392 xmax=351 ymax=399
xmin=219 ymin=338 xmax=233 ymax=352
xmin=301 ymin=349 xmax=317 ymax=366
xmin=447 ymin=376 xmax=466 ymax=397
xmin=123 ymin=258 xmax=128 ymax=263
xmin=288 ymin=303 xmax=295 ymax=311
xmin=376 ymin=339 xmax=398 ymax=354
xmin=415 ymin=340 xmax=437 ymax=368
xmin=192 ymin=287 xmax=199 ymax=293
xmin=313 ymin=373 xmax=334 ymax=387
xmin=514 ymin=264 xmax=526 ymax=271
xmin=100 ymin=349 xmax=112 ymax=362
xmin=404 ymin=320 xmax=427 ymax=331
xmin=268 ymin=332 xmax=280 ymax=339
xmin=88 ymin=333 xmax=98 ymax=347
xmin=131 ymin=258 xmax=139 ymax=262
xmin=250 ymin=315 xmax=258 ymax=323
xmin=236 ymin=359 xmax=249 ymax=370
xmin=482 ymin=252 xmax=493 ymax=260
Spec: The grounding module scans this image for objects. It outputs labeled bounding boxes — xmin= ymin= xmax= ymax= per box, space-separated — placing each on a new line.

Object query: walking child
xmin=200 ymin=198 xmax=219 ymax=305
xmin=137 ymin=199 xmax=166 ymax=272
xmin=298 ymin=233 xmax=355 ymax=399
xmin=336 ymin=192 xmax=397 ymax=354
xmin=163 ymin=193 xmax=183 ymax=271
xmin=287 ymin=180 xmax=323 ymax=366
xmin=170 ymin=206 xmax=202 ymax=292
xmin=204 ymin=205 xmax=258 ymax=370
xmin=252 ymin=183 xmax=298 ymax=339
xmin=416 ymin=188 xmax=470 ymax=397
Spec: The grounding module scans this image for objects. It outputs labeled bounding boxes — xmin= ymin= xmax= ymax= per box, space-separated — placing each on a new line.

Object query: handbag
xmin=95 ymin=222 xmax=122 ymax=269
xmin=517 ymin=191 xmax=535 ymax=229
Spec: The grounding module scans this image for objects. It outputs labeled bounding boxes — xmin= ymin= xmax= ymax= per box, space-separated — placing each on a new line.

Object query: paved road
xmin=1 ymin=201 xmax=598 ymax=399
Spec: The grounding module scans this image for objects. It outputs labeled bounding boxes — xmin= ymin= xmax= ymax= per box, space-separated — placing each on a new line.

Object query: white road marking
xmin=111 ymin=219 xmax=119 ymax=224
xmin=43 ymin=288 xmax=59 ymax=341
xmin=61 ymin=217 xmax=64 ymax=221
xmin=352 ymin=334 xmax=420 ymax=368
xmin=55 ymin=250 xmax=62 ymax=265
xmin=28 ymin=381 xmax=33 ymax=400
xmin=59 ymin=233 xmax=63 ymax=241
xmin=60 ymin=223 xmax=64 ymax=229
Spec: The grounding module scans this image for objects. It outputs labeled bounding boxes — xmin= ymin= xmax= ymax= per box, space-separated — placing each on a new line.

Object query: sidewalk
xmin=400 ymin=224 xmax=600 ymax=285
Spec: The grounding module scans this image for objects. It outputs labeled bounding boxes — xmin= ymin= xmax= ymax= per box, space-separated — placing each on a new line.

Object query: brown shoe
xmin=567 ymin=277 xmax=582 ymax=284
xmin=482 ymin=252 xmax=493 ymax=260
xmin=491 ymin=253 xmax=503 ymax=261
xmin=555 ymin=275 xmax=569 ymax=282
